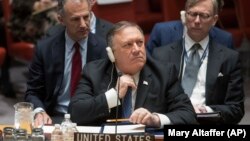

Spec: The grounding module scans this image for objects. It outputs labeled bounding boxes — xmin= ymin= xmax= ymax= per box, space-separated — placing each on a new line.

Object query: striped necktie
xmin=182 ymin=43 xmax=201 ymax=96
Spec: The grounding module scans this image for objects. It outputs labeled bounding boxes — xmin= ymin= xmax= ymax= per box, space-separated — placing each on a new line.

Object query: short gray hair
xmin=57 ymin=0 xmax=90 ymax=15
xmin=185 ymin=0 xmax=219 ymax=15
xmin=106 ymin=21 xmax=144 ymax=48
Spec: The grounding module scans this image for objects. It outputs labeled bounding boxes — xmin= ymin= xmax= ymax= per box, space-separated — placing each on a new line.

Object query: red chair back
xmin=0 ymin=48 xmax=6 ymax=66
xmin=235 ymin=0 xmax=250 ymax=40
xmin=1 ymin=0 xmax=34 ymax=61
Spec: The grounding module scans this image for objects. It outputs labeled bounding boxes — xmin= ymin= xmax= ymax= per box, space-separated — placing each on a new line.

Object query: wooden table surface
xmin=0 ymin=125 xmax=12 ymax=131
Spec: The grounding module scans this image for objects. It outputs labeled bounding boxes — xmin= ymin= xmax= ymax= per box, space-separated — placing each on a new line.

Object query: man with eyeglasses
xmin=152 ymin=0 xmax=244 ymax=124
xmin=25 ymin=0 xmax=107 ymax=126
xmin=147 ymin=0 xmax=234 ymax=54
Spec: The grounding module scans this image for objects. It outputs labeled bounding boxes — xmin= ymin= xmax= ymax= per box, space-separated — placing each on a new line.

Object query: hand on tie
xmin=116 ymin=74 xmax=137 ymax=99
xmin=116 ymin=74 xmax=137 ymax=118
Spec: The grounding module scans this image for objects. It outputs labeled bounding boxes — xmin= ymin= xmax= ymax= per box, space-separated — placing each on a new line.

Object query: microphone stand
xmin=115 ymin=72 xmax=122 ymax=134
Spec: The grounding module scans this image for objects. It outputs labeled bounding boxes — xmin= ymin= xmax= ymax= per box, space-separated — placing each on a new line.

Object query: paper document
xmin=103 ymin=124 xmax=145 ymax=134
xmin=43 ymin=125 xmax=101 ymax=133
xmin=97 ymin=0 xmax=132 ymax=5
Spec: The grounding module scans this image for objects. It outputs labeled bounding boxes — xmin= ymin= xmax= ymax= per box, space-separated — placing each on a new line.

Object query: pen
xmin=106 ymin=118 xmax=130 ymax=122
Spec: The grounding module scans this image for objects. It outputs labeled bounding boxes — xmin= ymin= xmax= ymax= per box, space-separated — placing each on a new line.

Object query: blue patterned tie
xmin=182 ymin=43 xmax=201 ymax=97
xmin=122 ymin=87 xmax=132 ymax=118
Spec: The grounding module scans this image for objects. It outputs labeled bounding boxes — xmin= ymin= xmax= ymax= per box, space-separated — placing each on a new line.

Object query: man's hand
xmin=34 ymin=112 xmax=52 ymax=127
xmin=193 ymin=105 xmax=207 ymax=113
xmin=129 ymin=108 xmax=161 ymax=128
xmin=116 ymin=74 xmax=137 ymax=99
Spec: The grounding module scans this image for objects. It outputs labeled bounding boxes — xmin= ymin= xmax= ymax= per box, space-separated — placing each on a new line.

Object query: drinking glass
xmin=14 ymin=102 xmax=34 ymax=134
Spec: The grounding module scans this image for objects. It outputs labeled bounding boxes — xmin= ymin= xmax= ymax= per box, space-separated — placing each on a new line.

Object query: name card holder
xmin=74 ymin=133 xmax=155 ymax=141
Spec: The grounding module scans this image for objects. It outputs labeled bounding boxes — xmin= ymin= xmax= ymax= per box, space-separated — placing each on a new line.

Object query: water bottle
xmin=31 ymin=128 xmax=45 ymax=141
xmin=51 ymin=124 xmax=63 ymax=141
xmin=63 ymin=125 xmax=74 ymax=141
xmin=61 ymin=114 xmax=73 ymax=133
xmin=71 ymin=123 xmax=78 ymax=133
xmin=0 ymin=129 xmax=2 ymax=141
xmin=3 ymin=127 xmax=15 ymax=141
xmin=15 ymin=129 xmax=28 ymax=141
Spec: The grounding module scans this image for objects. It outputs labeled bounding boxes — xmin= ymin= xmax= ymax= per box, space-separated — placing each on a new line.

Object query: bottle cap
xmin=15 ymin=129 xmax=27 ymax=136
xmin=55 ymin=124 xmax=60 ymax=128
xmin=32 ymin=128 xmax=43 ymax=134
xmin=65 ymin=114 xmax=70 ymax=119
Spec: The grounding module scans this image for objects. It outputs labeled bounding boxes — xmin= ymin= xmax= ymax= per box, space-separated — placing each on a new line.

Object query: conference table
xmin=0 ymin=125 xmax=164 ymax=141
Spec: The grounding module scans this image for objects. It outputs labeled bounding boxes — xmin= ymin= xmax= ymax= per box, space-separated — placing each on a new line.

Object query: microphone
xmin=115 ymin=72 xmax=123 ymax=134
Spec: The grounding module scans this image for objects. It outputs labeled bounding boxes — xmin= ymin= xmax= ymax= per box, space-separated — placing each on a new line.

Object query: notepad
xmin=43 ymin=125 xmax=101 ymax=133
xmin=196 ymin=112 xmax=222 ymax=124
xmin=102 ymin=124 xmax=145 ymax=134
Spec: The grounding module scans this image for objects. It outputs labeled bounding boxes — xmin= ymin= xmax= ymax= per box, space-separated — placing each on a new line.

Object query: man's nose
xmin=80 ymin=18 xmax=87 ymax=27
xmin=194 ymin=15 xmax=201 ymax=23
xmin=133 ymin=43 xmax=140 ymax=50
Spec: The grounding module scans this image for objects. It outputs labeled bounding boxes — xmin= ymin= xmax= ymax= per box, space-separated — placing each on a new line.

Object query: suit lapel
xmin=95 ymin=18 xmax=104 ymax=38
xmin=206 ymin=41 xmax=223 ymax=96
xmin=174 ymin=22 xmax=184 ymax=39
xmin=106 ymin=61 xmax=118 ymax=90
xmin=52 ymin=32 xmax=66 ymax=96
xmin=86 ymin=33 xmax=101 ymax=62
xmin=171 ymin=41 xmax=183 ymax=74
xmin=134 ymin=65 xmax=152 ymax=108
xmin=209 ymin=28 xmax=216 ymax=39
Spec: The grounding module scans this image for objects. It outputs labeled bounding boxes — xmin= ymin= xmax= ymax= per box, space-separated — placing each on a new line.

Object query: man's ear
xmin=212 ymin=15 xmax=219 ymax=26
xmin=57 ymin=14 xmax=65 ymax=25
xmin=89 ymin=0 xmax=97 ymax=7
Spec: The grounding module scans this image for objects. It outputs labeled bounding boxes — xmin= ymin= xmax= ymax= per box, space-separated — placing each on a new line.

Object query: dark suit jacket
xmin=45 ymin=17 xmax=113 ymax=41
xmin=25 ymin=27 xmax=107 ymax=116
xmin=68 ymin=56 xmax=197 ymax=126
xmin=152 ymin=40 xmax=245 ymax=124
xmin=95 ymin=18 xmax=113 ymax=39
xmin=147 ymin=20 xmax=234 ymax=54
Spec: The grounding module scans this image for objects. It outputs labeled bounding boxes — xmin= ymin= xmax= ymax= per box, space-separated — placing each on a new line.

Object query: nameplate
xmin=74 ymin=133 xmax=155 ymax=141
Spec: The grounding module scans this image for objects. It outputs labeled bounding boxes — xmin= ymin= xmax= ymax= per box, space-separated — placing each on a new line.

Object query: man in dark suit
xmin=147 ymin=0 xmax=233 ymax=54
xmin=68 ymin=21 xmax=197 ymax=127
xmin=152 ymin=0 xmax=244 ymax=124
xmin=45 ymin=0 xmax=113 ymax=41
xmin=147 ymin=20 xmax=234 ymax=54
xmin=25 ymin=0 xmax=107 ymax=126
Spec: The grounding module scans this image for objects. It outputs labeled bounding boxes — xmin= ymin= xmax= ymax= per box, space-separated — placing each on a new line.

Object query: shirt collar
xmin=90 ymin=12 xmax=96 ymax=34
xmin=65 ymin=31 xmax=88 ymax=51
xmin=116 ymin=68 xmax=140 ymax=86
xmin=185 ymin=34 xmax=209 ymax=51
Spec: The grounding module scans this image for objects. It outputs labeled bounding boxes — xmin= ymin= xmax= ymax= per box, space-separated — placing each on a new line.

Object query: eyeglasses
xmin=186 ymin=11 xmax=212 ymax=21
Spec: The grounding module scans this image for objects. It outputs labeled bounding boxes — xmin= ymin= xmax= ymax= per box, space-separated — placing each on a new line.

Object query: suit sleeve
xmin=68 ymin=64 xmax=111 ymax=125
xmin=147 ymin=24 xmax=161 ymax=54
xmin=163 ymin=64 xmax=197 ymax=124
xmin=25 ymin=42 xmax=46 ymax=109
xmin=209 ymin=52 xmax=244 ymax=124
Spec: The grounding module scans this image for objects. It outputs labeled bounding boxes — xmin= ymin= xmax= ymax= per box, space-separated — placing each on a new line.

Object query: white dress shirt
xmin=105 ymin=71 xmax=171 ymax=128
xmin=183 ymin=34 xmax=213 ymax=112
xmin=34 ymin=32 xmax=88 ymax=114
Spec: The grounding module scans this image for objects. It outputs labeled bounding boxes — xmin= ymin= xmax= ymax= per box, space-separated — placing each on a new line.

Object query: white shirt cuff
xmin=34 ymin=107 xmax=45 ymax=115
xmin=105 ymin=88 xmax=121 ymax=109
xmin=204 ymin=106 xmax=214 ymax=113
xmin=154 ymin=113 xmax=172 ymax=128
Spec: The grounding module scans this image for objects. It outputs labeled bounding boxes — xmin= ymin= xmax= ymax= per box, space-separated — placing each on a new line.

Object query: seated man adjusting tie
xmin=69 ymin=21 xmax=197 ymax=127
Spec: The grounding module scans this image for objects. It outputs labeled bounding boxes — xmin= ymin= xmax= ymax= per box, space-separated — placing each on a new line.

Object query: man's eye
xmin=137 ymin=41 xmax=144 ymax=47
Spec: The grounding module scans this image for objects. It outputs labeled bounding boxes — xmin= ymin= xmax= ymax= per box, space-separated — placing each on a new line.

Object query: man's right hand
xmin=116 ymin=74 xmax=137 ymax=99
xmin=34 ymin=112 xmax=52 ymax=127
